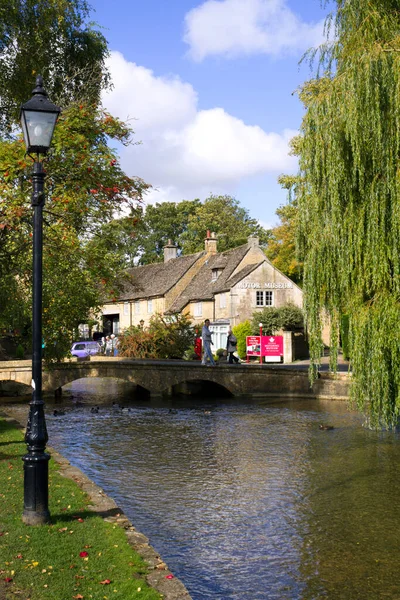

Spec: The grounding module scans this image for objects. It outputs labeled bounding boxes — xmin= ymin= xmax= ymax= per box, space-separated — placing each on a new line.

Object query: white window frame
xmin=219 ymin=293 xmax=226 ymax=309
xmin=194 ymin=301 xmax=202 ymax=317
xmin=134 ymin=301 xmax=141 ymax=315
xmin=123 ymin=302 xmax=129 ymax=316
xmin=256 ymin=290 xmax=265 ymax=306
xmin=256 ymin=290 xmax=274 ymax=307
xmin=265 ymin=290 xmax=274 ymax=306
xmin=147 ymin=299 xmax=153 ymax=314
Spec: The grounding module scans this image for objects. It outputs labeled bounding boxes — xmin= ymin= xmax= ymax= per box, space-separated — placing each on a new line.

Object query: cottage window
xmin=256 ymin=291 xmax=274 ymax=306
xmin=256 ymin=291 xmax=264 ymax=306
xmin=219 ymin=293 xmax=226 ymax=309
xmin=134 ymin=301 xmax=140 ymax=315
xmin=194 ymin=302 xmax=202 ymax=317
xmin=147 ymin=300 xmax=153 ymax=314
xmin=123 ymin=302 xmax=129 ymax=316
xmin=265 ymin=290 xmax=273 ymax=306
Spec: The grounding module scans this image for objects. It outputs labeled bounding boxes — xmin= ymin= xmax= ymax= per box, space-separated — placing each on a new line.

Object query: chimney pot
xmin=205 ymin=232 xmax=217 ymax=254
xmin=163 ymin=240 xmax=178 ymax=262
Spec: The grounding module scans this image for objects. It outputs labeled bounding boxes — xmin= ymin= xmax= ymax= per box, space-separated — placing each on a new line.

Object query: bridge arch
xmin=166 ymin=378 xmax=234 ymax=399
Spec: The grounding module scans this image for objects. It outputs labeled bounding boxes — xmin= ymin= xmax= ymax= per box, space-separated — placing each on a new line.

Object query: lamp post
xmin=259 ymin=323 xmax=263 ymax=365
xmin=20 ymin=76 xmax=61 ymax=525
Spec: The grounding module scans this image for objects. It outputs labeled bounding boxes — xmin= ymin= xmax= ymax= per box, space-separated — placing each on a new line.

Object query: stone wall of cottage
xmin=229 ymin=262 xmax=303 ymax=327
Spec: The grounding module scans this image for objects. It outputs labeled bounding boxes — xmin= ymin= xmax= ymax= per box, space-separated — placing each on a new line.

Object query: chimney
xmin=204 ymin=231 xmax=217 ymax=254
xmin=163 ymin=240 xmax=177 ymax=262
xmin=247 ymin=236 xmax=259 ymax=248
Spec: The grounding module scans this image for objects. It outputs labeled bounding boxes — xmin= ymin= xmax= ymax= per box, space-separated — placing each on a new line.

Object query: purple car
xmin=71 ymin=341 xmax=101 ymax=358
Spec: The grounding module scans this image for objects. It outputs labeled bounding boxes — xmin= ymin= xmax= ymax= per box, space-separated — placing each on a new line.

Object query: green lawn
xmin=0 ymin=417 xmax=162 ymax=600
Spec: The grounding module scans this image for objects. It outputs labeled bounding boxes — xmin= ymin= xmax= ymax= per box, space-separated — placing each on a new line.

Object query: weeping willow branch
xmin=296 ymin=0 xmax=400 ymax=429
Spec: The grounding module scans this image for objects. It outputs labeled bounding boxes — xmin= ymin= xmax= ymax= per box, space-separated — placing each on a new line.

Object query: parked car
xmin=70 ymin=341 xmax=101 ymax=358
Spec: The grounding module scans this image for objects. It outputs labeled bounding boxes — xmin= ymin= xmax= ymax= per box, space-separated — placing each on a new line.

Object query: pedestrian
xmin=105 ymin=336 xmax=113 ymax=356
xmin=226 ymin=328 xmax=240 ymax=364
xmin=111 ymin=333 xmax=119 ymax=357
xmin=100 ymin=337 xmax=106 ymax=354
xmin=201 ymin=319 xmax=216 ymax=366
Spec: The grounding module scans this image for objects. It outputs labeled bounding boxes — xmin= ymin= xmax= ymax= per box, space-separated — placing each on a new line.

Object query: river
xmin=6 ymin=377 xmax=400 ymax=599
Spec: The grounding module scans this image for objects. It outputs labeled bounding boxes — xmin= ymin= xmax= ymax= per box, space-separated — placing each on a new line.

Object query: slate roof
xmin=167 ymin=244 xmax=264 ymax=313
xmin=115 ymin=251 xmax=205 ymax=301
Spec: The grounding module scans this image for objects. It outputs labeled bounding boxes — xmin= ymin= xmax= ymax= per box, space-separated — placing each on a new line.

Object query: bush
xmin=278 ymin=303 xmax=304 ymax=330
xmin=252 ymin=308 xmax=280 ymax=335
xmin=253 ymin=303 xmax=304 ymax=335
xmin=216 ymin=348 xmax=226 ymax=357
xmin=15 ymin=344 xmax=24 ymax=359
xmin=118 ymin=313 xmax=196 ymax=359
xmin=232 ymin=320 xmax=252 ymax=359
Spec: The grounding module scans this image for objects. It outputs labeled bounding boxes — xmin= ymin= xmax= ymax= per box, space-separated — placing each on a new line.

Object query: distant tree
xmin=265 ymin=199 xmax=302 ymax=284
xmin=0 ymin=103 xmax=149 ymax=360
xmin=95 ymin=195 xmax=269 ymax=265
xmin=0 ymin=0 xmax=109 ymax=135
xmin=181 ymin=194 xmax=270 ymax=254
xmin=138 ymin=200 xmax=201 ymax=264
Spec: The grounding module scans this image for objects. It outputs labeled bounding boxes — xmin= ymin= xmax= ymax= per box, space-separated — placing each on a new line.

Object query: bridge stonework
xmin=0 ymin=358 xmax=350 ymax=400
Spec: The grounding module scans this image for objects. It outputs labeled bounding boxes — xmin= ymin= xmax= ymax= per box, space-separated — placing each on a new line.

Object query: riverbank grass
xmin=0 ymin=417 xmax=161 ymax=600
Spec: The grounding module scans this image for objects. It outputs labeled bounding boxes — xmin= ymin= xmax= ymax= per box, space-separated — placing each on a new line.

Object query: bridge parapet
xmin=0 ymin=358 xmax=350 ymax=400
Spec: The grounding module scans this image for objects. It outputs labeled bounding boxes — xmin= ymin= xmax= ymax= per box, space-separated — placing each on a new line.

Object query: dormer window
xmin=212 ymin=268 xmax=222 ymax=281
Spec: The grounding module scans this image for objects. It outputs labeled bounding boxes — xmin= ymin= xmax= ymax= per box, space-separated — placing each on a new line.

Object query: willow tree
xmin=297 ymin=0 xmax=400 ymax=428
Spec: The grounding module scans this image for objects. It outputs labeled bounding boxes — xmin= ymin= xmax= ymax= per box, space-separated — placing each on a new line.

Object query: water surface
xmin=8 ymin=378 xmax=400 ymax=599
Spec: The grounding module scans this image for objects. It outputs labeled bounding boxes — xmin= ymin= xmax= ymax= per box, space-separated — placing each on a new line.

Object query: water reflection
xmin=6 ymin=378 xmax=400 ymax=599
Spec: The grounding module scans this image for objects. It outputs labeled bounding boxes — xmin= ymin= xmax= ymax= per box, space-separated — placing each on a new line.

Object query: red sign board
xmin=246 ymin=335 xmax=283 ymax=361
xmin=246 ymin=336 xmax=261 ymax=356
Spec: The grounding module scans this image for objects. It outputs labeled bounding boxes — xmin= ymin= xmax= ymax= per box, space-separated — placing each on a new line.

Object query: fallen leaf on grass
xmin=165 ymin=574 xmax=175 ymax=579
xmin=100 ymin=579 xmax=111 ymax=585
xmin=4 ymin=577 xmax=13 ymax=583
xmin=58 ymin=527 xmax=68 ymax=533
xmin=79 ymin=552 xmax=89 ymax=558
xmin=73 ymin=595 xmax=84 ymax=599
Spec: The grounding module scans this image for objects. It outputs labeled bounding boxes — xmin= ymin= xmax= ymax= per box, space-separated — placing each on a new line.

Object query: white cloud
xmin=184 ymin=0 xmax=324 ymax=61
xmin=102 ymin=51 xmax=297 ymax=207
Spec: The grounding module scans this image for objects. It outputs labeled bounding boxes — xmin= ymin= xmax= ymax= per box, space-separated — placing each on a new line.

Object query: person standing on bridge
xmin=201 ymin=319 xmax=216 ymax=366
xmin=227 ymin=329 xmax=240 ymax=364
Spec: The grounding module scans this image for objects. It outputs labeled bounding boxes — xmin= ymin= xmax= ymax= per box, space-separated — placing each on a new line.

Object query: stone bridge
xmin=0 ymin=357 xmax=350 ymax=401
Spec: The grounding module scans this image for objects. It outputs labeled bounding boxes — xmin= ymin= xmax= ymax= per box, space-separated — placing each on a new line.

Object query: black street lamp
xmin=20 ymin=76 xmax=61 ymax=525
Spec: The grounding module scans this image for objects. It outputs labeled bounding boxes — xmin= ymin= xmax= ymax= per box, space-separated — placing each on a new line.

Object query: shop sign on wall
xmin=237 ymin=282 xmax=293 ymax=289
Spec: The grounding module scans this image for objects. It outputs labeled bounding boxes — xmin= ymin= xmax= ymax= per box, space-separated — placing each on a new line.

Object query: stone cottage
xmin=100 ymin=233 xmax=303 ymax=351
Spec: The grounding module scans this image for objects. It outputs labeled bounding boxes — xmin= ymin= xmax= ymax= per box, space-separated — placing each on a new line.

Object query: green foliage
xmin=0 ymin=0 xmax=110 ymax=135
xmin=278 ymin=303 xmax=304 ymax=330
xmin=117 ymin=327 xmax=158 ymax=359
xmin=216 ymin=348 xmax=226 ymax=357
xmin=253 ymin=304 xmax=304 ymax=335
xmin=266 ymin=199 xmax=303 ymax=284
xmin=252 ymin=308 xmax=280 ymax=336
xmin=296 ymin=0 xmax=400 ymax=427
xmin=94 ymin=194 xmax=270 ymax=266
xmin=0 ymin=103 xmax=150 ymax=360
xmin=119 ymin=314 xmax=195 ymax=359
xmin=232 ymin=321 xmax=252 ymax=359
xmin=15 ymin=344 xmax=24 ymax=359
xmin=148 ymin=313 xmax=195 ymax=359
xmin=340 ymin=314 xmax=350 ymax=361
xmin=181 ymin=194 xmax=270 ymax=255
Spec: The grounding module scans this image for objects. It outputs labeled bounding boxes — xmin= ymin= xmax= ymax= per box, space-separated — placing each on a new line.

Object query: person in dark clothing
xmin=227 ymin=329 xmax=240 ymax=364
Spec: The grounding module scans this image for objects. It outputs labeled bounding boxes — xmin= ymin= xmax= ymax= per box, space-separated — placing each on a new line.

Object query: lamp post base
xmin=22 ymin=452 xmax=51 ymax=525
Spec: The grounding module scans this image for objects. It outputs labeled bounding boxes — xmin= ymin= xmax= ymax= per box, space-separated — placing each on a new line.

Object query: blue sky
xmin=90 ymin=0 xmax=329 ymax=228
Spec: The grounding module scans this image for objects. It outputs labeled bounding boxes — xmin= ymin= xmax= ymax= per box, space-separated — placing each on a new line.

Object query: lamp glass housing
xmin=21 ymin=109 xmax=58 ymax=154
